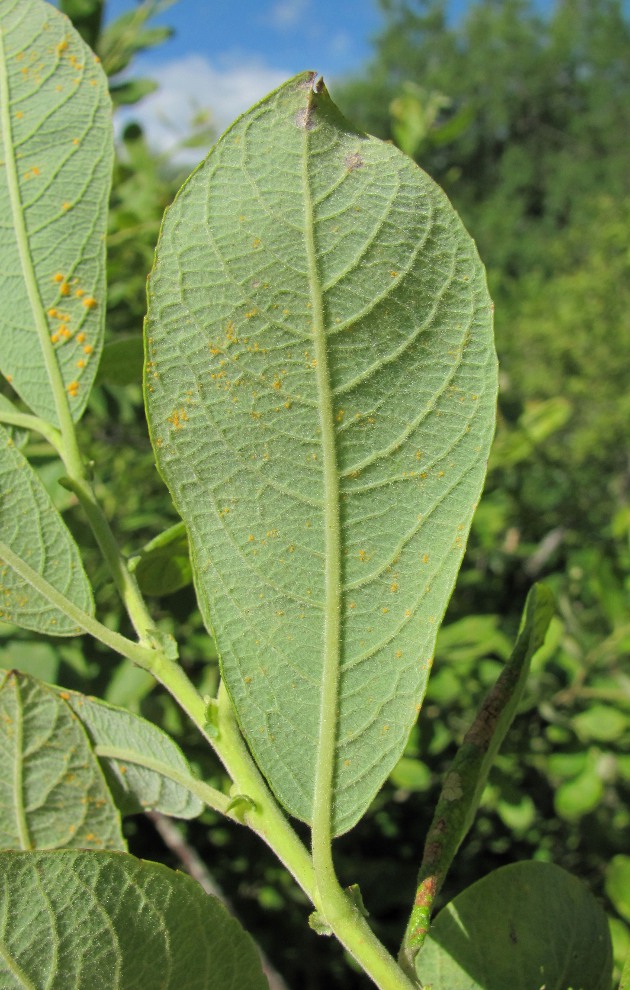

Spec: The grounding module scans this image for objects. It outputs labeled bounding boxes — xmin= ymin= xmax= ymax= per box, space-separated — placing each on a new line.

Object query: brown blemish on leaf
xmin=345 ymin=152 xmax=364 ymax=171
xmin=295 ymin=106 xmax=316 ymax=131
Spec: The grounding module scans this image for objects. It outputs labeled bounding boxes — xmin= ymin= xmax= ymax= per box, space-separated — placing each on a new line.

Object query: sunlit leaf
xmin=0 ymin=0 xmax=112 ymax=425
xmin=145 ymin=72 xmax=497 ymax=834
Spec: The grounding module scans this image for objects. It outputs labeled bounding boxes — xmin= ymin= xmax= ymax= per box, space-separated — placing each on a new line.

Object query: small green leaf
xmin=129 ymin=521 xmax=193 ymax=596
xmin=0 ymin=424 xmax=94 ymax=635
xmin=573 ymin=704 xmax=629 ymax=743
xmin=418 ymin=861 xmax=613 ymax=990
xmin=606 ymin=855 xmax=630 ymax=924
xmin=0 ymin=849 xmax=270 ymax=989
xmin=0 ymin=0 xmax=113 ymax=425
xmin=0 ymin=669 xmax=125 ymax=851
xmin=58 ymin=686 xmax=204 ymax=819
xmin=145 ymin=72 xmax=497 ymax=835
xmin=109 ymin=77 xmax=158 ymax=107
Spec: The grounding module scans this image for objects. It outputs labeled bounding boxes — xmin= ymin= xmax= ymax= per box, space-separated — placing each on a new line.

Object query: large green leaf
xmin=0 ymin=423 xmax=93 ymax=634
xmin=0 ymin=0 xmax=112 ymax=425
xmin=0 ymin=670 xmax=125 ymax=851
xmin=60 ymin=686 xmax=204 ymax=819
xmin=418 ymin=861 xmax=613 ymax=990
xmin=145 ymin=73 xmax=497 ymax=834
xmin=0 ymin=850 xmax=269 ymax=990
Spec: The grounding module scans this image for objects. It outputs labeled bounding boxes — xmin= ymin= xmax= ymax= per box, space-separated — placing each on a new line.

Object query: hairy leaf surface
xmin=0 ymin=670 xmax=125 ymax=851
xmin=145 ymin=73 xmax=497 ymax=834
xmin=0 ymin=424 xmax=94 ymax=634
xmin=0 ymin=0 xmax=112 ymax=424
xmin=0 ymin=850 xmax=269 ymax=989
xmin=60 ymin=686 xmax=204 ymax=818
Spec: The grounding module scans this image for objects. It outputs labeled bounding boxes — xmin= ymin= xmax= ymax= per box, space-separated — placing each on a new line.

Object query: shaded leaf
xmin=0 ymin=669 xmax=125 ymax=851
xmin=418 ymin=861 xmax=613 ymax=990
xmin=0 ymin=0 xmax=113 ymax=425
xmin=145 ymin=72 xmax=497 ymax=834
xmin=129 ymin=521 xmax=192 ymax=596
xmin=0 ymin=423 xmax=94 ymax=635
xmin=0 ymin=849 xmax=269 ymax=990
xmin=60 ymin=686 xmax=204 ymax=818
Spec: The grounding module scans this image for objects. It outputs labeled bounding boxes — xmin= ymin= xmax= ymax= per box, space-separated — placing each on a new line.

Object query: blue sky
xmin=104 ymin=0 xmax=552 ymax=158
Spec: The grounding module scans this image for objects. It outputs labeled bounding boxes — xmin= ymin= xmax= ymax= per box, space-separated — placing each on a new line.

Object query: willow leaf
xmin=0 ymin=0 xmax=112 ymax=425
xmin=145 ymin=72 xmax=497 ymax=834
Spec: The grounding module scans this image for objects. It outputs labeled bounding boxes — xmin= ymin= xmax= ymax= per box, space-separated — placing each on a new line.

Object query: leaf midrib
xmin=301 ymin=88 xmax=343 ymax=855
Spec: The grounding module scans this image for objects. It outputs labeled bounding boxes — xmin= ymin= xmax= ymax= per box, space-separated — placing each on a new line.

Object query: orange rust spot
xmin=82 ymin=296 xmax=97 ymax=309
xmin=76 ymin=359 xmax=85 ymax=369
xmin=396 ymin=650 xmax=403 ymax=658
xmin=59 ymin=691 xmax=70 ymax=700
xmin=359 ymin=549 xmax=367 ymax=562
xmin=252 ymin=237 xmax=261 ymax=248
xmin=168 ymin=409 xmax=188 ymax=430
xmin=390 ymin=270 xmax=399 ymax=277
xmin=336 ymin=409 xmax=345 ymax=423
xmin=390 ymin=582 xmax=398 ymax=593
xmin=56 ymin=38 xmax=68 ymax=55
xmin=83 ymin=344 xmax=93 ymax=355
xmin=272 ymin=378 xmax=281 ymax=391
xmin=422 ymin=554 xmax=429 ymax=564
xmin=76 ymin=332 xmax=86 ymax=343
xmin=62 ymin=201 xmax=71 ymax=211
xmin=67 ymin=381 xmax=79 ymax=398
xmin=59 ymin=282 xmax=70 ymax=296
xmin=15 ymin=111 xmax=23 ymax=120
xmin=48 ymin=308 xmax=57 ymax=318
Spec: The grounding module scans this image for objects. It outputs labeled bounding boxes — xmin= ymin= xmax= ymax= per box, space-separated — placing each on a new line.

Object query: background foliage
xmin=6 ymin=0 xmax=628 ymax=985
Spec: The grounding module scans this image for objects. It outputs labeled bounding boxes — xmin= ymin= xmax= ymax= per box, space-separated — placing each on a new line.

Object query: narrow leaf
xmin=0 ymin=0 xmax=112 ymax=425
xmin=59 ymin=686 xmax=204 ymax=818
xmin=0 ymin=849 xmax=270 ymax=990
xmin=145 ymin=72 xmax=497 ymax=834
xmin=400 ymin=584 xmax=554 ymax=970
xmin=0 ymin=669 xmax=125 ymax=851
xmin=417 ymin=861 xmax=613 ymax=990
xmin=0 ymin=424 xmax=94 ymax=635
xmin=620 ymin=947 xmax=630 ymax=990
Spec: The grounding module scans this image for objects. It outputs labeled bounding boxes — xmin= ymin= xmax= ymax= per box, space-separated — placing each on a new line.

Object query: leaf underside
xmin=0 ymin=423 xmax=94 ymax=634
xmin=0 ymin=670 xmax=125 ymax=852
xmin=60 ymin=685 xmax=203 ymax=818
xmin=145 ymin=72 xmax=497 ymax=834
xmin=0 ymin=850 xmax=269 ymax=990
xmin=0 ymin=0 xmax=112 ymax=425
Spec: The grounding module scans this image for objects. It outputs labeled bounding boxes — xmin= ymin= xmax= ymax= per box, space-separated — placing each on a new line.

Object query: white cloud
xmin=116 ymin=54 xmax=290 ymax=163
xmin=267 ymin=0 xmax=310 ymax=30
